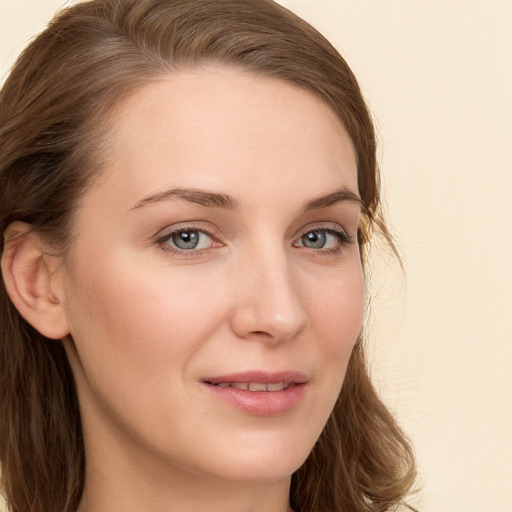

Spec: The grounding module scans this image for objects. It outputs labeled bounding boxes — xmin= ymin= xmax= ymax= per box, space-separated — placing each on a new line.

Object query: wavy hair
xmin=0 ymin=1 xmax=416 ymax=511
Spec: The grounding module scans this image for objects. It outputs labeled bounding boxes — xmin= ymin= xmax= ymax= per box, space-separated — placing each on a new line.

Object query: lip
xmin=202 ymin=370 xmax=308 ymax=416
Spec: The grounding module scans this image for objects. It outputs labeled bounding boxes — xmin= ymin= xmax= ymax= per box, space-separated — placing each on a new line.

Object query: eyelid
xmin=155 ymin=222 xmax=223 ymax=255
xmin=295 ymin=222 xmax=353 ymax=240
xmin=153 ymin=221 xmax=355 ymax=257
xmin=293 ymin=223 xmax=355 ymax=251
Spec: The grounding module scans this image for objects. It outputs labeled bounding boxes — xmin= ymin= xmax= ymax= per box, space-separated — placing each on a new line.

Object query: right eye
xmin=158 ymin=228 xmax=215 ymax=252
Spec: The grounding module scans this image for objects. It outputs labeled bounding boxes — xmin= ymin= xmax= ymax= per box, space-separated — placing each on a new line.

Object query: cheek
xmin=305 ymin=261 xmax=365 ymax=399
xmin=63 ymin=250 xmax=229 ymax=379
xmin=311 ymin=265 xmax=365 ymax=349
xmin=61 ymin=251 xmax=233 ymax=450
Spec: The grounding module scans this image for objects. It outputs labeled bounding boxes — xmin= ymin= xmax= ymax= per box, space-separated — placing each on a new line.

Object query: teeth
xmin=267 ymin=382 xmax=287 ymax=392
xmin=248 ymin=382 xmax=267 ymax=391
xmin=214 ymin=382 xmax=290 ymax=392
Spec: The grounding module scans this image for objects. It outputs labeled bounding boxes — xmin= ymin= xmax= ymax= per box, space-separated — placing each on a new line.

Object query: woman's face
xmin=59 ymin=67 xmax=364 ymax=485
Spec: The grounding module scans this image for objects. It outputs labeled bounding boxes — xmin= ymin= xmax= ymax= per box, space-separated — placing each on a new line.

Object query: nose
xmin=229 ymin=247 xmax=309 ymax=344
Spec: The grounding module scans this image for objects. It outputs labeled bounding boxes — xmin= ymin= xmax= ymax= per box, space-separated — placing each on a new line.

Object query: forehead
xmin=90 ymin=66 xmax=358 ymax=211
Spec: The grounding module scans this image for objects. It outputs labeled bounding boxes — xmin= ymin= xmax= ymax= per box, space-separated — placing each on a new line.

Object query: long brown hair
xmin=0 ymin=1 xmax=416 ymax=511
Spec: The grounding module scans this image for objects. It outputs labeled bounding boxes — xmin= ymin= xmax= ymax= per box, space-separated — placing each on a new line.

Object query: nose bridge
xmin=230 ymin=239 xmax=309 ymax=343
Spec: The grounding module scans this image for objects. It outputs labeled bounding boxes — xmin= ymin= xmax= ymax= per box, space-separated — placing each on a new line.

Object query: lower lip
xmin=204 ymin=382 xmax=307 ymax=416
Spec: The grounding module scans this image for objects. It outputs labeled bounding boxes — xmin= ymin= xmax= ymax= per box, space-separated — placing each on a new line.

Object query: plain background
xmin=1 ymin=1 xmax=511 ymax=511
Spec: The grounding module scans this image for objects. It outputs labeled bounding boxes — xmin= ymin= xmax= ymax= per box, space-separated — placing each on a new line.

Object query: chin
xmin=196 ymin=433 xmax=315 ymax=484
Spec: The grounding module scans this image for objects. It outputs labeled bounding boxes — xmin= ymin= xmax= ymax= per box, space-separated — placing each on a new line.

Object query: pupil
xmin=172 ymin=231 xmax=199 ymax=249
xmin=303 ymin=231 xmax=326 ymax=249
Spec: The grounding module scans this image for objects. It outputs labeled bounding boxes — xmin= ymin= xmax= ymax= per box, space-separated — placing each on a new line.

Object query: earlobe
xmin=1 ymin=221 xmax=70 ymax=340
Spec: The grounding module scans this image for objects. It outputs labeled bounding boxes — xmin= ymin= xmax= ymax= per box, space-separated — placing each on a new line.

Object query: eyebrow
xmin=130 ymin=188 xmax=239 ymax=210
xmin=130 ymin=186 xmax=362 ymax=212
xmin=303 ymin=187 xmax=363 ymax=211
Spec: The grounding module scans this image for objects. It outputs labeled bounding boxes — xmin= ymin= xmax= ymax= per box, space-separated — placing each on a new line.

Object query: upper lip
xmin=204 ymin=370 xmax=308 ymax=385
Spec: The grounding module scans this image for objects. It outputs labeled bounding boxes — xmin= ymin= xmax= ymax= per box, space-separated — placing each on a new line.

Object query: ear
xmin=1 ymin=221 xmax=70 ymax=340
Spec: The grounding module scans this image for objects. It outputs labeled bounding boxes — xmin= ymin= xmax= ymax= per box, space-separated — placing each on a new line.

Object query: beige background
xmin=1 ymin=1 xmax=511 ymax=511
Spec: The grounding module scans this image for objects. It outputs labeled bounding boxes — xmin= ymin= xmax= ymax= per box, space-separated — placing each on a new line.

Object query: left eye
xmin=296 ymin=230 xmax=343 ymax=249
xmin=161 ymin=229 xmax=214 ymax=251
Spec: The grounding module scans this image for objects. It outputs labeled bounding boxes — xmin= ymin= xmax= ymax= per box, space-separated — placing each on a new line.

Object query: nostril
xmin=249 ymin=330 xmax=274 ymax=338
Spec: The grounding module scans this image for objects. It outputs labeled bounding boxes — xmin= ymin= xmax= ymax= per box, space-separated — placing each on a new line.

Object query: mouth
xmin=206 ymin=381 xmax=293 ymax=392
xmin=202 ymin=371 xmax=308 ymax=416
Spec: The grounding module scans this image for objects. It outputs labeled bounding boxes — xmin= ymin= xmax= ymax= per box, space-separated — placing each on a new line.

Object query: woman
xmin=0 ymin=1 xmax=416 ymax=511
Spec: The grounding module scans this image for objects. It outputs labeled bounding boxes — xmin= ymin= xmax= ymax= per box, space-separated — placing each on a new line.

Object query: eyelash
xmin=156 ymin=224 xmax=220 ymax=258
xmin=293 ymin=226 xmax=354 ymax=256
xmin=155 ymin=224 xmax=354 ymax=257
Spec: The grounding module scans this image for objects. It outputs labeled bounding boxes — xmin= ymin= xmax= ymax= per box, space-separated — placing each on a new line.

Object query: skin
xmin=43 ymin=67 xmax=364 ymax=512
